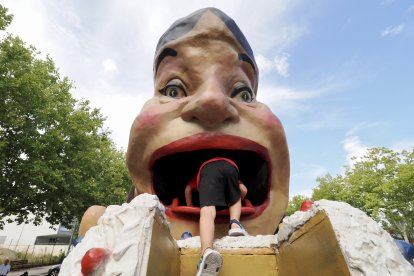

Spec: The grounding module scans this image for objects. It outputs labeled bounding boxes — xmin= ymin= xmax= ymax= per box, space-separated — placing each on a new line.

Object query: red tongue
xmin=81 ymin=247 xmax=110 ymax=276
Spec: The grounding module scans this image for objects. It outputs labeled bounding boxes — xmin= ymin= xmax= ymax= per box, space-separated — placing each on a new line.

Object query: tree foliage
xmin=0 ymin=5 xmax=12 ymax=31
xmin=0 ymin=5 xmax=131 ymax=229
xmin=312 ymin=147 xmax=414 ymax=242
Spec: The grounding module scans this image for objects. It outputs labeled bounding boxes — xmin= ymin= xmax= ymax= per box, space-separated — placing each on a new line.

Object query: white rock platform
xmin=60 ymin=195 xmax=414 ymax=276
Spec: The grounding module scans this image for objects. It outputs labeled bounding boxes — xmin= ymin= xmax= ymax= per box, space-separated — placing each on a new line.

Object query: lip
xmin=150 ymin=133 xmax=270 ymax=167
xmin=150 ymin=133 xmax=271 ymax=221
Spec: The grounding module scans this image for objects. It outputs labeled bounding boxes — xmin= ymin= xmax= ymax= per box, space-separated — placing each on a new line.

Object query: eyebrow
xmin=155 ymin=48 xmax=177 ymax=75
xmin=155 ymin=49 xmax=256 ymax=78
xmin=238 ymin=53 xmax=256 ymax=75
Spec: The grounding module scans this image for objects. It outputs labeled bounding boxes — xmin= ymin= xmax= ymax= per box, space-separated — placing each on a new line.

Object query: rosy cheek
xmin=134 ymin=109 xmax=161 ymax=130
xmin=264 ymin=112 xmax=282 ymax=129
xmin=131 ymin=100 xmax=183 ymax=137
xmin=248 ymin=107 xmax=283 ymax=130
xmin=131 ymin=100 xmax=173 ymax=133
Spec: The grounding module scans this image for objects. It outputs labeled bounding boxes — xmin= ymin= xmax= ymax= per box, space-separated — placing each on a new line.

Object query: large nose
xmin=181 ymin=80 xmax=239 ymax=129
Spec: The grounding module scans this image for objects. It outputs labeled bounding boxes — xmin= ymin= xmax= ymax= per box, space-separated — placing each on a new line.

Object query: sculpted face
xmin=126 ymin=8 xmax=289 ymax=239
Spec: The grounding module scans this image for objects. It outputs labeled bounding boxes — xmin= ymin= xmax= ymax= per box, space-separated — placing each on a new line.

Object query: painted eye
xmin=231 ymin=86 xmax=254 ymax=103
xmin=159 ymin=80 xmax=187 ymax=99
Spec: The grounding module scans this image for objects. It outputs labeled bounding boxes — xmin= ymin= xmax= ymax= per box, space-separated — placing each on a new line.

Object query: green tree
xmin=312 ymin=173 xmax=346 ymax=202
xmin=312 ymin=147 xmax=414 ymax=242
xmin=381 ymin=155 xmax=414 ymax=242
xmin=286 ymin=195 xmax=309 ymax=216
xmin=0 ymin=5 xmax=12 ymax=31
xmin=0 ymin=5 xmax=131 ymax=229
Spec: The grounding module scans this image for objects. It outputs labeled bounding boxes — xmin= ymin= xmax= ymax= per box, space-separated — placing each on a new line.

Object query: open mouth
xmin=150 ymin=134 xmax=270 ymax=221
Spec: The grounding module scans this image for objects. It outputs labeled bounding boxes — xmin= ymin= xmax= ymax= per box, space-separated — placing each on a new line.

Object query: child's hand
xmin=185 ymin=184 xmax=193 ymax=206
xmin=239 ymin=182 xmax=248 ymax=199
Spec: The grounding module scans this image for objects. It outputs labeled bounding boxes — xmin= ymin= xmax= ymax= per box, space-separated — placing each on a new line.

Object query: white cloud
xmin=391 ymin=140 xmax=414 ymax=152
xmin=257 ymin=85 xmax=321 ymax=115
xmin=342 ymin=135 xmax=368 ymax=168
xmin=290 ymin=163 xmax=328 ymax=197
xmin=274 ymin=53 xmax=290 ymax=77
xmin=256 ymin=53 xmax=290 ymax=77
xmin=251 ymin=23 xmax=307 ymax=53
xmin=292 ymin=164 xmax=327 ymax=180
xmin=300 ymin=110 xmax=345 ymax=130
xmin=381 ymin=24 xmax=405 ymax=37
xmin=1 ymin=0 xmax=309 ymax=149
xmin=409 ymin=5 xmax=414 ymax=12
xmin=75 ymin=80 xmax=153 ymax=150
xmin=93 ymin=94 xmax=143 ymax=151
xmin=0 ymin=217 xmax=57 ymax=245
xmin=255 ymin=54 xmax=274 ymax=75
xmin=290 ymin=189 xmax=313 ymax=199
xmin=101 ymin=58 xmax=118 ymax=78
xmin=345 ymin=122 xmax=382 ymax=136
xmin=257 ymin=75 xmax=345 ymax=116
xmin=380 ymin=0 xmax=395 ymax=6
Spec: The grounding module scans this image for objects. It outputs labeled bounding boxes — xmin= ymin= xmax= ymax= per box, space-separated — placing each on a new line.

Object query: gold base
xmin=180 ymin=249 xmax=278 ymax=276
xmin=147 ymin=211 xmax=180 ymax=275
xmin=148 ymin=211 xmax=351 ymax=276
xmin=277 ymin=211 xmax=351 ymax=276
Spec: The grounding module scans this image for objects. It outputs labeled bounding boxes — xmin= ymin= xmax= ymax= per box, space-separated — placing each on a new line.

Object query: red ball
xmin=81 ymin=247 xmax=110 ymax=275
xmin=300 ymin=200 xmax=314 ymax=212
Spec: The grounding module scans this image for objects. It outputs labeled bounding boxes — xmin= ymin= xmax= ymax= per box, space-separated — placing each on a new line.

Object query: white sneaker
xmin=196 ymin=248 xmax=223 ymax=276
xmin=228 ymin=227 xmax=248 ymax=236
xmin=228 ymin=219 xmax=248 ymax=237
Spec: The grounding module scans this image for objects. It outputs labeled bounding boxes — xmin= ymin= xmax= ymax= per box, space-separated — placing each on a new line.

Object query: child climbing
xmin=184 ymin=157 xmax=248 ymax=276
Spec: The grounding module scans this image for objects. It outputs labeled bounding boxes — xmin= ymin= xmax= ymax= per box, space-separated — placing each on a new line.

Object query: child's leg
xmin=228 ymin=198 xmax=248 ymax=236
xmin=229 ymin=198 xmax=242 ymax=229
xmin=200 ymin=205 xmax=216 ymax=253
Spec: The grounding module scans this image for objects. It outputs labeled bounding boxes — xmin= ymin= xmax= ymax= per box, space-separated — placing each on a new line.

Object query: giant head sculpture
xmin=126 ymin=7 xmax=290 ymax=239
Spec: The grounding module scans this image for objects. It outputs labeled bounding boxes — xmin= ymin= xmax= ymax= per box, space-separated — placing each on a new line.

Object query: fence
xmin=0 ymin=243 xmax=68 ymax=267
xmin=11 ymin=244 xmax=67 ymax=257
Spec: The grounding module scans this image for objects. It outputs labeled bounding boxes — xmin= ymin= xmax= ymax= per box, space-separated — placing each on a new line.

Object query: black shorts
xmin=198 ymin=160 xmax=240 ymax=209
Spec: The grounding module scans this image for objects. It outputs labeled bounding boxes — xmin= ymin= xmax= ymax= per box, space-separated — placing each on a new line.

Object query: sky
xmin=2 ymin=0 xmax=414 ymax=201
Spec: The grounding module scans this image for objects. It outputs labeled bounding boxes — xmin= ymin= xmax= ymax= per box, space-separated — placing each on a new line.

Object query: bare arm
xmin=239 ymin=182 xmax=248 ymax=199
xmin=185 ymin=184 xmax=193 ymax=206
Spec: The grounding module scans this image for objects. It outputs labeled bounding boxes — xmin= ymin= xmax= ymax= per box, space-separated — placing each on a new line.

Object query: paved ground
xmin=8 ymin=265 xmax=57 ymax=276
